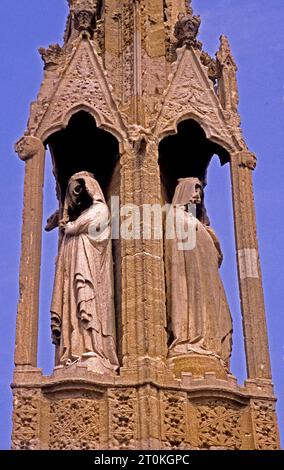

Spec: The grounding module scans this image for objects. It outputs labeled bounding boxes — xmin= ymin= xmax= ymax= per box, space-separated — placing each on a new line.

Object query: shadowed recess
xmin=158 ymin=119 xmax=230 ymax=202
xmin=45 ymin=111 xmax=119 ymax=201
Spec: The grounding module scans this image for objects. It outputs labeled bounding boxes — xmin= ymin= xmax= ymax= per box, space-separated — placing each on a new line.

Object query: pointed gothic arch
xmin=45 ymin=110 xmax=123 ymax=366
xmin=45 ymin=110 xmax=120 ymax=202
xmin=158 ymin=118 xmax=230 ymax=202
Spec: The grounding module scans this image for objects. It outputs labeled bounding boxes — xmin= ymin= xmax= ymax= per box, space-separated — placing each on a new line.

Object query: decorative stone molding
xmin=11 ymin=377 xmax=280 ymax=449
xmin=155 ymin=46 xmax=234 ymax=150
xmin=29 ymin=38 xmax=126 ymax=141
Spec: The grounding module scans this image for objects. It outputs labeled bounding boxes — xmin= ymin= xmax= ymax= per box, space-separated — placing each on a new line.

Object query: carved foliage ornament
xmin=12 ymin=391 xmax=39 ymax=450
xmin=197 ymin=400 xmax=242 ymax=449
xmin=34 ymin=40 xmax=118 ymax=137
xmin=49 ymin=398 xmax=100 ymax=450
xmin=252 ymin=401 xmax=279 ymax=450
xmin=161 ymin=392 xmax=187 ymax=449
xmin=108 ymin=389 xmax=138 ymax=450
xmin=51 ymin=46 xmax=110 ymax=122
xmin=156 ymin=47 xmax=233 ymax=148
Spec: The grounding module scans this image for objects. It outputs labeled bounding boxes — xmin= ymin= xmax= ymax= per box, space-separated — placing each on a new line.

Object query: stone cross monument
xmin=12 ymin=0 xmax=280 ymax=450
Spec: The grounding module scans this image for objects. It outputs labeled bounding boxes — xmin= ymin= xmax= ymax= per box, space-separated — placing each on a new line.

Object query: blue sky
xmin=0 ymin=0 xmax=283 ymax=449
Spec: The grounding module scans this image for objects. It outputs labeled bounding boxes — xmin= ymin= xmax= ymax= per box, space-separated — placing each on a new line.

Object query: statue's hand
xmin=59 ymin=220 xmax=67 ymax=233
xmin=45 ymin=210 xmax=59 ymax=232
xmin=51 ymin=313 xmax=61 ymax=345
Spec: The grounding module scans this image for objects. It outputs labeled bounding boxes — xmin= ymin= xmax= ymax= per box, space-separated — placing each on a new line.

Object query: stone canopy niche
xmin=45 ymin=110 xmax=123 ymax=368
xmin=46 ymin=110 xmax=120 ymax=202
xmin=12 ymin=0 xmax=280 ymax=450
xmin=158 ymin=118 xmax=229 ymax=202
xmin=159 ymin=119 xmax=233 ymax=380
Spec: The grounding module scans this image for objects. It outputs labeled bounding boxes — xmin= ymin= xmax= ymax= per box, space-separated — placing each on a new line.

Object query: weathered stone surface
xmin=12 ymin=0 xmax=279 ymax=450
xmin=12 ymin=389 xmax=41 ymax=450
xmin=12 ymin=375 xmax=280 ymax=450
xmin=49 ymin=398 xmax=101 ymax=450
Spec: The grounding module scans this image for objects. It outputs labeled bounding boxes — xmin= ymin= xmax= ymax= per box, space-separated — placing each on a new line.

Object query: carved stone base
xmin=168 ymin=354 xmax=227 ymax=380
xmin=11 ymin=366 xmax=280 ymax=450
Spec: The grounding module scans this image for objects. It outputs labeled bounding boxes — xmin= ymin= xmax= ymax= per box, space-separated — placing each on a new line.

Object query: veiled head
xmin=172 ymin=177 xmax=209 ymax=225
xmin=66 ymin=171 xmax=105 ymax=206
xmin=173 ymin=177 xmax=203 ymax=206
xmin=63 ymin=171 xmax=106 ymax=222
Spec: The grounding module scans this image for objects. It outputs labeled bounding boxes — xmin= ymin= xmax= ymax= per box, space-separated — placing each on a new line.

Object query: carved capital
xmin=237 ymin=151 xmax=257 ymax=171
xmin=15 ymin=136 xmax=45 ymax=162
xmin=128 ymin=125 xmax=154 ymax=156
xmin=39 ymin=44 xmax=63 ymax=69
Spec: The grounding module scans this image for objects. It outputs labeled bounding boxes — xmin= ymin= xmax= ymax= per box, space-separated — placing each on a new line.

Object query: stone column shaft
xmin=231 ymin=151 xmax=272 ymax=380
xmin=14 ymin=136 xmax=45 ymax=367
xmin=120 ymin=135 xmax=167 ymax=370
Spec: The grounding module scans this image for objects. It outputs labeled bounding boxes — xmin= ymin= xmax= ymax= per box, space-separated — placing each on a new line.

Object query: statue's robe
xmin=166 ymin=207 xmax=232 ymax=368
xmin=51 ymin=201 xmax=119 ymax=372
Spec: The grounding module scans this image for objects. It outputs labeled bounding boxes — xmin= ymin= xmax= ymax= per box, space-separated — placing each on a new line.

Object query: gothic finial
xmin=216 ymin=35 xmax=239 ymax=113
xmin=217 ymin=35 xmax=237 ymax=70
xmin=174 ymin=1 xmax=202 ymax=49
xmin=65 ymin=0 xmax=104 ymax=41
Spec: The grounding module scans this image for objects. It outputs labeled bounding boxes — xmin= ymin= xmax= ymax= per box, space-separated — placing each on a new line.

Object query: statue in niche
xmin=165 ymin=177 xmax=233 ymax=370
xmin=49 ymin=171 xmax=119 ymax=375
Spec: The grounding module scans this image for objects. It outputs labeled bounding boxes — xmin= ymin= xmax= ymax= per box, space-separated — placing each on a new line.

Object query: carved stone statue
xmin=174 ymin=2 xmax=201 ymax=49
xmin=165 ymin=177 xmax=233 ymax=370
xmin=50 ymin=171 xmax=119 ymax=374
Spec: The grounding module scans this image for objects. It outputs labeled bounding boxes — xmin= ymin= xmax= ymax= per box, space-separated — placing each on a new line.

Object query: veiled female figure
xmin=165 ymin=177 xmax=233 ymax=370
xmin=50 ymin=171 xmax=119 ymax=374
